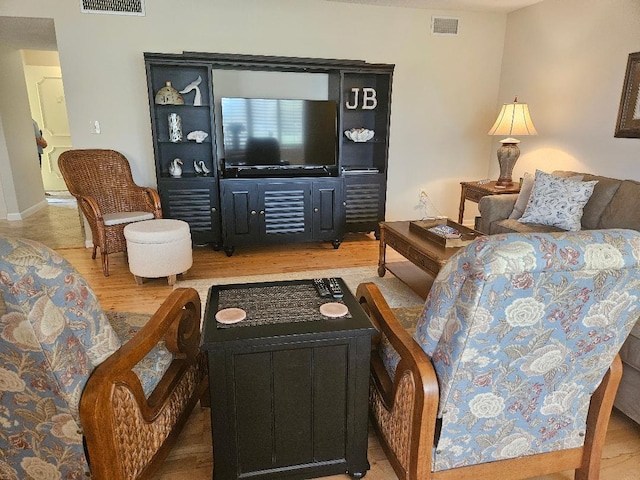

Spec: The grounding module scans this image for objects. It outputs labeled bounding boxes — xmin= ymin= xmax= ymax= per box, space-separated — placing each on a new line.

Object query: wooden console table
xmin=458 ymin=180 xmax=520 ymax=224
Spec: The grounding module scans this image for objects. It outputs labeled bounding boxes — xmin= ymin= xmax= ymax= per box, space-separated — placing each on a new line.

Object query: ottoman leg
xmin=134 ymin=275 xmax=145 ymax=285
xmin=168 ymin=274 xmax=177 ymax=286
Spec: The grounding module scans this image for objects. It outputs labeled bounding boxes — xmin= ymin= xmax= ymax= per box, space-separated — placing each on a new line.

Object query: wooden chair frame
xmin=79 ymin=288 xmax=208 ymax=479
xmin=58 ymin=149 xmax=162 ymax=277
xmin=356 ymin=282 xmax=622 ymax=480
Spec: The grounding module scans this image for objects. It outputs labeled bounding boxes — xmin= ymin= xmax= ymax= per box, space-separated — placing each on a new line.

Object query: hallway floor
xmin=0 ymin=193 xmax=85 ymax=248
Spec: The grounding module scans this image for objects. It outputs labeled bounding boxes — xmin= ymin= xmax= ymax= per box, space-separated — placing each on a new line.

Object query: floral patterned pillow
xmin=519 ymin=169 xmax=597 ymax=231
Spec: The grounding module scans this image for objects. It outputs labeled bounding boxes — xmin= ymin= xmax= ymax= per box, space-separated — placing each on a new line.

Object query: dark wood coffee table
xmin=378 ymin=220 xmax=473 ymax=281
xmin=201 ymin=279 xmax=375 ymax=480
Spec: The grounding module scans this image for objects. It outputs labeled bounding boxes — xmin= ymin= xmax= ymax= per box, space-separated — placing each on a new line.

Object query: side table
xmin=201 ymin=279 xmax=375 ymax=480
xmin=458 ymin=180 xmax=520 ymax=225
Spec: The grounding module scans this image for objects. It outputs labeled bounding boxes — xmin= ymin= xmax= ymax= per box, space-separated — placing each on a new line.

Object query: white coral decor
xmin=469 ymin=392 xmax=505 ymax=418
xmin=505 ymin=297 xmax=545 ymax=327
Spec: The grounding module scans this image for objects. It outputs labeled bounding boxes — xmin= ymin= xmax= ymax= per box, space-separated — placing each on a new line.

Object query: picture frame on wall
xmin=615 ymin=52 xmax=640 ymax=138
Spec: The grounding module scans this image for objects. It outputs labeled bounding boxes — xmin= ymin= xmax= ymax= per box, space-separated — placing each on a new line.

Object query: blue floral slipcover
xmin=0 ymin=237 xmax=173 ymax=479
xmin=379 ymin=229 xmax=640 ymax=471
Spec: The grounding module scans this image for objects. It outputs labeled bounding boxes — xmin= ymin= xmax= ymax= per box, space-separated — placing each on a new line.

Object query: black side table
xmin=201 ymin=279 xmax=375 ymax=480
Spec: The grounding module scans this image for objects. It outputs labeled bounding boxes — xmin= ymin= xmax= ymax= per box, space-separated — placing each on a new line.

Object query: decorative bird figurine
xmin=169 ymin=158 xmax=183 ymax=177
xmin=179 ymin=76 xmax=202 ymax=106
xmin=193 ymin=160 xmax=203 ymax=174
xmin=198 ymin=160 xmax=211 ymax=175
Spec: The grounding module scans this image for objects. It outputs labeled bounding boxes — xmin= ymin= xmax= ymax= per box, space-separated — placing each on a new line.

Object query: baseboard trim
xmin=6 ymin=199 xmax=48 ymax=221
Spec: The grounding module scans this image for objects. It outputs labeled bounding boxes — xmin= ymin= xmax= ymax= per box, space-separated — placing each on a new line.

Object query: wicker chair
xmin=357 ymin=229 xmax=640 ymax=480
xmin=58 ymin=149 xmax=162 ymax=276
xmin=0 ymin=237 xmax=208 ymax=479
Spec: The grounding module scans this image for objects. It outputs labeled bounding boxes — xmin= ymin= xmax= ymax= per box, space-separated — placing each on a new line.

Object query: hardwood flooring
xmin=3 ymin=204 xmax=639 ymax=479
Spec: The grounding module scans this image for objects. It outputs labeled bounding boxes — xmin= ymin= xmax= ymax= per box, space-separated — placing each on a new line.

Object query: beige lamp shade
xmin=488 ymin=97 xmax=538 ymax=143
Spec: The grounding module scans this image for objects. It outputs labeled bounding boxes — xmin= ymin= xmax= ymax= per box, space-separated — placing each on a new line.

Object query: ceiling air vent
xmin=431 ymin=16 xmax=459 ymax=35
xmin=80 ymin=0 xmax=145 ymax=16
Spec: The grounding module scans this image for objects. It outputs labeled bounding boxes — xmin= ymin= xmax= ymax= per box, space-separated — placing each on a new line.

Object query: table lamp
xmin=488 ymin=97 xmax=538 ymax=187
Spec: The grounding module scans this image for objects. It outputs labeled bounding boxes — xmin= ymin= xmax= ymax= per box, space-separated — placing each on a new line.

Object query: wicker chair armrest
xmin=141 ymin=187 xmax=163 ymax=218
xmin=357 ymin=282 xmax=439 ymax=479
xmin=75 ymin=194 xmax=104 ymax=222
xmin=81 ymin=288 xmax=201 ymax=415
xmin=79 ymin=288 xmax=204 ymax=479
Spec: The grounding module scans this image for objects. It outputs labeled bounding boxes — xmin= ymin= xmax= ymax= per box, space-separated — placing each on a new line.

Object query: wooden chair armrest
xmin=356 ymin=283 xmax=437 ymax=404
xmin=356 ymin=282 xmax=439 ymax=479
xmin=81 ymin=288 xmax=201 ymax=416
xmin=80 ymin=288 xmax=204 ymax=479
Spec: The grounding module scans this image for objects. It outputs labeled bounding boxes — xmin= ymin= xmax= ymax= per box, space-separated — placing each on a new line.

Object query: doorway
xmin=23 ymin=49 xmax=71 ymax=192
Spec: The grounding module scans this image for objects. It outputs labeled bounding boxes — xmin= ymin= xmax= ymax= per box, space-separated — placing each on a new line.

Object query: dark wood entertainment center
xmin=144 ymin=52 xmax=394 ymax=255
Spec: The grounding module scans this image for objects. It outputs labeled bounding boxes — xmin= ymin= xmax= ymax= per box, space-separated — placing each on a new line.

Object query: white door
xmin=24 ymin=65 xmax=72 ymax=191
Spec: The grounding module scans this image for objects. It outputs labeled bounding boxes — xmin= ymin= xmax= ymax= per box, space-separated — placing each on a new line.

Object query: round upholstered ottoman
xmin=123 ymin=219 xmax=192 ymax=285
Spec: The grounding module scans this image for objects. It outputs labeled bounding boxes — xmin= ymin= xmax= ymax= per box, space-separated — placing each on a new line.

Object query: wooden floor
xmin=7 ymin=203 xmax=638 ymax=480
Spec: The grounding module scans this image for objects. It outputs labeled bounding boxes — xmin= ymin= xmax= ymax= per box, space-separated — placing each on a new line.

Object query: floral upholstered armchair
xmin=357 ymin=229 xmax=640 ymax=480
xmin=0 ymin=237 xmax=207 ymax=479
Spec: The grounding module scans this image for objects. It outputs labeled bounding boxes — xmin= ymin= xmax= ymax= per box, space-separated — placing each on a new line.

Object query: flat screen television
xmin=221 ymin=97 xmax=337 ymax=176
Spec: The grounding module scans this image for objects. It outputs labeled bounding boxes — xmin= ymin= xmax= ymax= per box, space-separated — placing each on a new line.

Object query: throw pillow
xmin=509 ymin=172 xmax=584 ymax=220
xmin=519 ymin=170 xmax=597 ymax=231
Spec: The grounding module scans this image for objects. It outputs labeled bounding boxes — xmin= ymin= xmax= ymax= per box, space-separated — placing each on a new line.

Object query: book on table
xmin=409 ymin=219 xmax=483 ymax=248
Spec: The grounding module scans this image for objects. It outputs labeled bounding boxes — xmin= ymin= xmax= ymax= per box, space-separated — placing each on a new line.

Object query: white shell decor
xmin=344 ymin=128 xmax=374 ymax=142
xmin=187 ymin=130 xmax=208 ymax=143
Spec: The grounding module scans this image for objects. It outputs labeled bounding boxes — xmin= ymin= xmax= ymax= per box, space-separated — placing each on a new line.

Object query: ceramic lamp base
xmin=496 ymin=142 xmax=520 ymax=187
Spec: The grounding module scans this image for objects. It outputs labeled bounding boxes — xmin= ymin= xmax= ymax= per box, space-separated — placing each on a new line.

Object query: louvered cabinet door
xmin=344 ymin=174 xmax=386 ymax=235
xmin=259 ymin=181 xmax=312 ymax=243
xmin=158 ymin=178 xmax=220 ymax=246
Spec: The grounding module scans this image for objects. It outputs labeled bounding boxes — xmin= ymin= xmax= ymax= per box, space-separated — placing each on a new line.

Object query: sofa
xmin=477 ymin=170 xmax=640 ymax=425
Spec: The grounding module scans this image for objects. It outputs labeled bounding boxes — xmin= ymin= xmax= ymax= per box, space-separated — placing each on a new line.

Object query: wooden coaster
xmin=319 ymin=302 xmax=348 ymax=318
xmin=215 ymin=307 xmax=247 ymax=324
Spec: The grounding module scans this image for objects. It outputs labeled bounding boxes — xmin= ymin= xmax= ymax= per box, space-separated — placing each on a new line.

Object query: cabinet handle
xmin=314 ymin=207 xmax=319 ymax=213
xmin=343 ymin=201 xmax=347 ymax=206
xmin=211 ymin=207 xmax=217 ymax=213
xmin=259 ymin=210 xmax=265 ymax=215
xmin=251 ymin=210 xmax=257 ymax=215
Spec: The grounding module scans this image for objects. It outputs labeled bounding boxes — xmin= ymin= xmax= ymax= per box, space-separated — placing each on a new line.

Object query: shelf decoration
xmin=180 ymin=76 xmax=203 ymax=106
xmin=345 ymin=87 xmax=377 ymax=110
xmin=155 ymin=81 xmax=184 ymax=105
xmin=187 ymin=130 xmax=208 ymax=143
xmin=344 ymin=128 xmax=374 ymax=142
xmin=168 ymin=158 xmax=183 ymax=177
xmin=194 ymin=160 xmax=211 ymax=175
xmin=168 ymin=113 xmax=183 ymax=143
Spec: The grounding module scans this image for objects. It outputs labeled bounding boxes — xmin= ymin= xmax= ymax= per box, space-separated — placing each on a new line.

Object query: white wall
xmin=0 ymin=44 xmax=46 ymax=219
xmin=493 ymin=0 xmax=640 ymax=182
xmin=0 ymin=0 xmax=506 ymax=223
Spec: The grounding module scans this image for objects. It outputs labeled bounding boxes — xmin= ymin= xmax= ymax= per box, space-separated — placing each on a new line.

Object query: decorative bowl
xmin=345 ymin=128 xmax=374 ymax=142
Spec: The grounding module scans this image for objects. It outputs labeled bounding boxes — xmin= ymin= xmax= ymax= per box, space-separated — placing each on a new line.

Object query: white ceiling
xmin=0 ymin=1 xmax=543 ymax=52
xmin=327 ymin=0 xmax=544 ymax=13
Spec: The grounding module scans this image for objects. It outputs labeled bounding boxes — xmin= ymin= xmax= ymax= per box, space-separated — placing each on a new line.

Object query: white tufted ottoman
xmin=124 ymin=219 xmax=192 ymax=286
